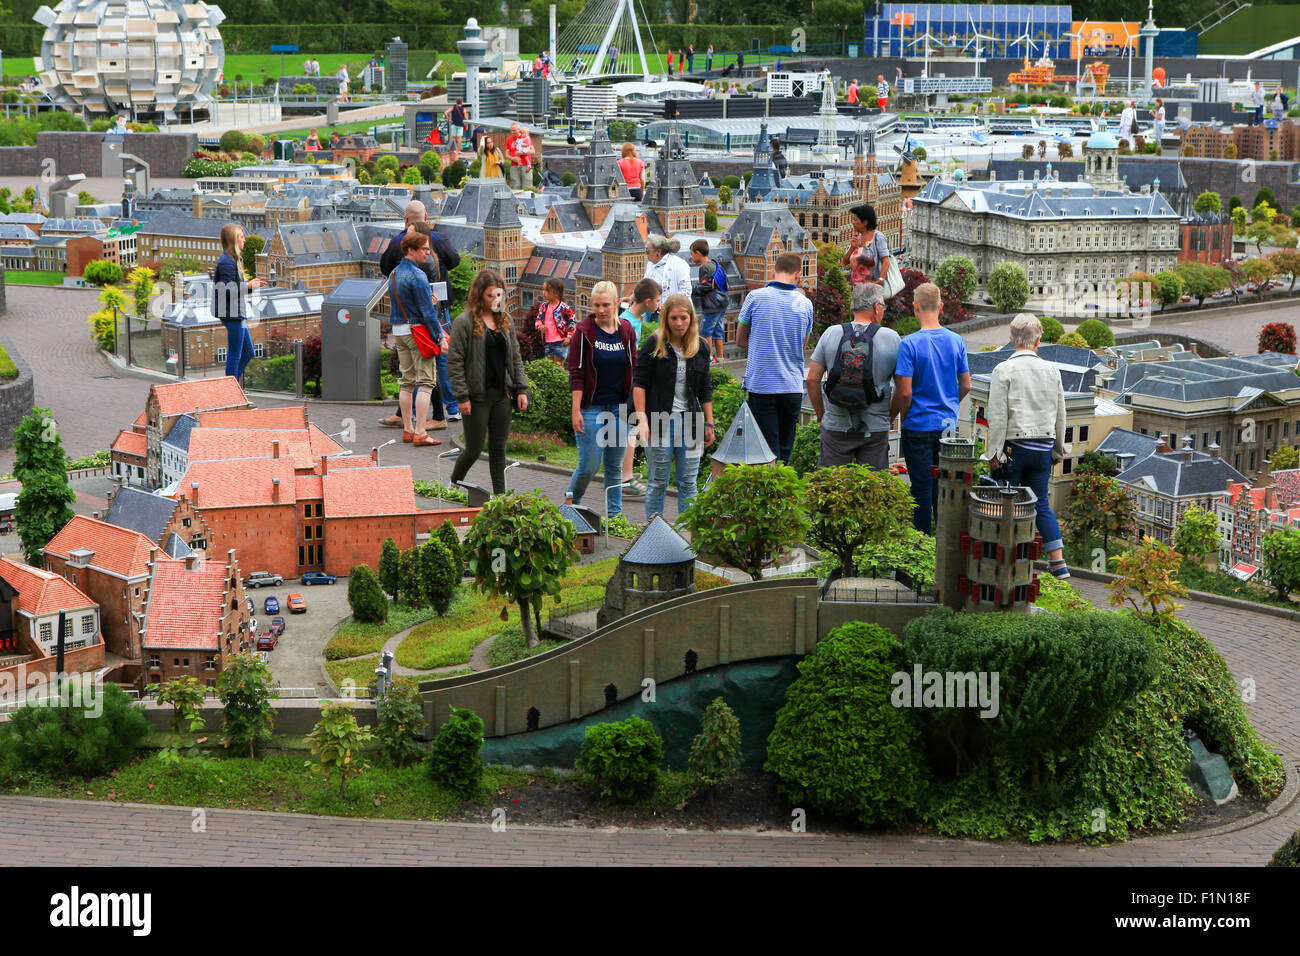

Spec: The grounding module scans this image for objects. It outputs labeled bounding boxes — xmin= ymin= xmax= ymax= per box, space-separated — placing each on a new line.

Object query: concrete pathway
xmin=3 ymin=579 xmax=1296 ymax=865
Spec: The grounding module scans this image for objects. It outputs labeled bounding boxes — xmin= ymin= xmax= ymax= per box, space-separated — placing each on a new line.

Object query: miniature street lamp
xmin=603 ymin=478 xmax=637 ymax=548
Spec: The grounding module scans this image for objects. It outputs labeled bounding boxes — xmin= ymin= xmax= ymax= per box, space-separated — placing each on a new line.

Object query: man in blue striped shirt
xmin=737 ymin=252 xmax=813 ymax=463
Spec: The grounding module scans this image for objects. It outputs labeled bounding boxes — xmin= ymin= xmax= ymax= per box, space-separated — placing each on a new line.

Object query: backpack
xmin=825 ymin=322 xmax=885 ymax=410
xmin=703 ymin=260 xmax=728 ymax=312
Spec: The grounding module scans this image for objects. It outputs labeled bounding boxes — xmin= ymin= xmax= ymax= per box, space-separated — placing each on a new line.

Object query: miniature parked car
xmin=264 ymin=595 xmax=280 ymax=614
xmin=301 ymin=571 xmax=336 ymax=585
xmin=245 ymin=571 xmax=283 ymax=589
xmin=269 ymin=616 xmax=286 ymax=636
xmin=287 ymin=593 xmax=306 ymax=614
xmin=256 ymin=631 xmax=278 ymax=651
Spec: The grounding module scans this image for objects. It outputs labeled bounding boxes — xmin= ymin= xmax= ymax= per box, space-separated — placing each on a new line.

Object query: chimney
xmin=172 ymin=270 xmax=184 ymax=304
xmin=321 ymin=456 xmax=329 ymax=475
xmin=1156 ymin=434 xmax=1172 ymax=454
xmin=272 ymin=439 xmax=280 ymax=459
xmin=186 ymin=553 xmax=202 ymax=571
xmin=190 ymin=481 xmax=199 ymax=505
xmin=272 ymin=477 xmax=281 ymax=503
xmin=1182 ymin=435 xmax=1193 ymax=462
xmin=1209 ymin=442 xmax=1221 ymax=459
xmin=370 ymin=447 xmax=378 ymax=463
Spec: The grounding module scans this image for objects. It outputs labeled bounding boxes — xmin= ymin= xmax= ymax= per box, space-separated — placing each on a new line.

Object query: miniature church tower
xmin=596 ymin=515 xmax=696 ymax=627
xmin=482 ymin=194 xmax=532 ymax=311
xmin=643 ymin=120 xmax=707 ymax=233
xmin=601 ymin=210 xmax=648 ymax=301
xmin=747 ymin=120 xmax=782 ymax=199
xmin=578 ymin=123 xmax=630 ymax=228
xmin=815 ymin=78 xmax=839 ymax=156
xmin=852 ymin=125 xmax=878 ymax=201
xmin=1084 ymin=124 xmax=1122 ymax=190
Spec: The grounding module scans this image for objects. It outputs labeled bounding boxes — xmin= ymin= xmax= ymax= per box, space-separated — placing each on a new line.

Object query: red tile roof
xmin=0 ymin=556 xmax=97 ymax=617
xmin=44 ymin=516 xmax=156 ymax=578
xmin=1271 ymin=468 xmax=1300 ymax=507
xmin=198 ymin=406 xmax=309 ymax=430
xmin=133 ymin=411 xmax=147 ymax=428
xmin=187 ymin=427 xmax=326 ymax=471
xmin=319 ymin=456 xmax=376 ymax=472
xmin=306 ymin=424 xmax=346 ymax=458
xmin=323 ymin=465 xmax=416 ymax=518
xmin=177 ymin=457 xmax=300 ymax=508
xmin=295 ymin=475 xmax=324 ymax=500
xmin=152 ymin=378 xmax=250 ymax=418
xmin=141 ymin=556 xmax=229 ymax=650
xmin=111 ymin=428 xmax=147 ymax=458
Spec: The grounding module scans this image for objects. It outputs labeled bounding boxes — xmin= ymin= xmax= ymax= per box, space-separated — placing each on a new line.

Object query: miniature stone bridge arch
xmin=418 ymin=577 xmax=932 ymax=737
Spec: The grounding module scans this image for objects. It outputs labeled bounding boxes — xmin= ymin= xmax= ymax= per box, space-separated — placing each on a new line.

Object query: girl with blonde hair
xmin=213 ymin=223 xmax=266 ymax=383
xmin=633 ymin=293 xmax=714 ymax=520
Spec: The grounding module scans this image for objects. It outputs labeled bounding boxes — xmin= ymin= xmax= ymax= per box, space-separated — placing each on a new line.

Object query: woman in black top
xmin=446 ymin=268 xmax=530 ymax=494
xmin=633 ymin=293 xmax=714 ymax=521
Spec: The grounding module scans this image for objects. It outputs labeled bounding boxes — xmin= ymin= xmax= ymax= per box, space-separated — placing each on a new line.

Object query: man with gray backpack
xmin=805 ymin=282 xmax=899 ymax=468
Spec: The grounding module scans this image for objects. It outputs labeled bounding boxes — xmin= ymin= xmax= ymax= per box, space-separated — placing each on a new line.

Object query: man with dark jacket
xmin=378 ymin=200 xmax=461 ymax=427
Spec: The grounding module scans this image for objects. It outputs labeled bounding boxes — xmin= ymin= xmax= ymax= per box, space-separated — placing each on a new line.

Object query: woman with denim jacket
xmin=981 ymin=313 xmax=1070 ymax=579
xmin=213 ymin=223 xmax=266 ymax=383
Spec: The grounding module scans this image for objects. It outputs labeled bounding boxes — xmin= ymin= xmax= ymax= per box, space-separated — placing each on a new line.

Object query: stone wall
xmin=140 ymin=699 xmax=378 ymax=735
xmin=1150 ymin=156 xmax=1300 ymax=213
xmin=0 ymin=334 xmax=35 ymax=449
xmin=0 ymin=132 xmax=199 ymax=179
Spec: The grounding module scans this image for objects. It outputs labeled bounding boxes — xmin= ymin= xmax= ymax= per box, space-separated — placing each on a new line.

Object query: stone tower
xmin=597 ymin=515 xmax=696 ymax=627
xmin=601 ymin=210 xmax=647 ymax=300
xmin=935 ymin=437 xmax=977 ymax=610
xmin=1084 ymin=125 xmax=1122 ymax=190
xmin=578 ymin=123 xmax=629 ymax=228
xmin=643 ymin=120 xmax=707 ymax=234
xmin=482 ymin=194 xmax=532 ymax=310
xmin=852 ymin=125 xmax=877 ymax=201
xmin=962 ymin=486 xmax=1041 ymax=612
xmin=747 ymin=120 xmax=782 ymax=199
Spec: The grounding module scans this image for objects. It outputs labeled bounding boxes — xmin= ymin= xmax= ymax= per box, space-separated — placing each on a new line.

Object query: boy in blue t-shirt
xmin=890 ymin=282 xmax=971 ymax=534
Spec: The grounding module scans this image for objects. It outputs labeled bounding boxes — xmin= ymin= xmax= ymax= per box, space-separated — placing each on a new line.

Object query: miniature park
xmin=0 ymin=0 xmax=1299 ymax=866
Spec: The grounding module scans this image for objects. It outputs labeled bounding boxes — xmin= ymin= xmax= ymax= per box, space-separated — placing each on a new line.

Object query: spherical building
xmin=33 ymin=0 xmax=226 ymax=121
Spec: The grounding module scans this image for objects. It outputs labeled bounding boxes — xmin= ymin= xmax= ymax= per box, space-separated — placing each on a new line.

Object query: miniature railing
xmin=541 ymin=595 xmax=607 ymax=639
xmin=819 ymin=586 xmax=939 ymax=605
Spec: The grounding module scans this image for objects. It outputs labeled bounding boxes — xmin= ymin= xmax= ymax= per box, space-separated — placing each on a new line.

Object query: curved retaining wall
xmin=418 ymin=577 xmax=932 ymax=737
xmin=0 ymin=334 xmax=35 ymax=449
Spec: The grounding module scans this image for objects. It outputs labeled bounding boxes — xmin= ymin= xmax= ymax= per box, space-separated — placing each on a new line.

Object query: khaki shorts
xmin=395 ymin=334 xmax=436 ymax=389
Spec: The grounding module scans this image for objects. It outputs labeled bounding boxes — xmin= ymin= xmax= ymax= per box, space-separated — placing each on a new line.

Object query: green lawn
xmin=323 ymin=600 xmax=441 ymax=661
xmin=4 ymin=271 xmax=71 ymax=286
xmin=276 ymin=118 xmax=405 ymax=141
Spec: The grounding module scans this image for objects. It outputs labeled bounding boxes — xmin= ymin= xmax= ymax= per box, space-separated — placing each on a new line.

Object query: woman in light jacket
xmin=213 ymin=223 xmax=266 ymax=384
xmin=981 ymin=313 xmax=1070 ymax=579
xmin=644 ymin=234 xmax=691 ymax=298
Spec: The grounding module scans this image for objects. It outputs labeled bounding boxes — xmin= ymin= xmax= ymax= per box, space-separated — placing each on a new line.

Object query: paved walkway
xmin=2 ymin=580 xmax=1296 ymax=865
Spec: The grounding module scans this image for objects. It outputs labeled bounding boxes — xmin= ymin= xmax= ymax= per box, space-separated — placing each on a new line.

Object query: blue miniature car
xmin=301 ymin=571 xmax=337 ymax=585
xmin=264 ymin=595 xmax=280 ymax=614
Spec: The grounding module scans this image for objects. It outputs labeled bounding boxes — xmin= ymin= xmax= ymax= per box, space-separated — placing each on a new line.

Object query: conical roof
xmin=602 ymin=211 xmax=643 ymax=253
xmin=483 ymin=193 xmax=521 ymax=228
xmin=623 ymin=514 xmax=695 ymax=565
xmin=712 ymin=401 xmax=775 ymax=465
xmin=589 ymin=123 xmax=615 ymax=156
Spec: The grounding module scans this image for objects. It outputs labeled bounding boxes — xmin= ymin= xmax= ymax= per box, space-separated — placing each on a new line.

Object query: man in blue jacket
xmin=390 ymin=232 xmax=450 ymax=447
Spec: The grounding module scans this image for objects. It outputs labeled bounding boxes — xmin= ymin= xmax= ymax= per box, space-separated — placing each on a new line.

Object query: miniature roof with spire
xmin=712 ymin=401 xmax=776 ymax=465
xmin=483 ymin=192 xmax=521 ymax=228
xmin=622 ymin=514 xmax=695 ymax=565
xmin=602 ymin=210 xmax=644 ymax=253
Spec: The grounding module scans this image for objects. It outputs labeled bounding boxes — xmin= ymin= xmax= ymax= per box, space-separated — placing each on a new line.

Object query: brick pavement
xmin=0 ymin=581 xmax=1296 ymax=865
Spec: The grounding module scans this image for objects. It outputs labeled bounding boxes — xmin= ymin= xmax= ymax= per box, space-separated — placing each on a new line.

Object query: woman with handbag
xmin=389 ymin=232 xmax=449 ymax=447
xmin=447 ymin=268 xmax=530 ymax=494
xmin=841 ymin=203 xmax=892 ymax=288
xmin=213 ymin=224 xmax=266 ymax=384
xmin=478 ymin=133 xmax=506 ymax=179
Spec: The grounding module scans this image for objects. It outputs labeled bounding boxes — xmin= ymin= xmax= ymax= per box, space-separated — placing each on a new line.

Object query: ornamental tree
xmin=420 ymin=538 xmax=459 ymax=616
xmin=1241 ymin=257 xmax=1276 ymax=298
xmin=1258 ymin=322 xmax=1297 ymax=355
xmin=377 ymin=536 xmax=402 ymax=602
xmin=13 ymin=407 xmax=76 ymax=566
xmin=1269 ymin=250 xmax=1300 ymax=292
xmin=465 ymin=491 xmax=579 ymax=647
xmin=307 ymin=702 xmax=373 ymax=799
xmin=681 ymin=463 xmax=808 ymax=581
xmin=1271 ymin=445 xmax=1299 ymax=470
xmin=241 ymin=234 xmax=265 ymax=278
xmin=935 ymin=255 xmax=978 ymax=303
xmin=804 ymin=465 xmax=912 ymax=578
xmin=1061 ymin=472 xmax=1134 ymax=557
xmin=1107 ymin=537 xmax=1188 ymax=619
xmin=986 ymin=262 xmax=1030 ymax=313
xmin=1173 ymin=504 xmax=1220 ymax=570
xmin=1175 ymin=261 xmax=1230 ymax=308
xmin=1193 ymin=190 xmax=1223 ymax=214
xmin=347 ymin=564 xmax=388 ymax=623
xmin=1150 ymin=271 xmax=1184 ymax=311
xmin=1263 ymin=526 xmax=1300 ymax=599
xmin=216 ymin=653 xmax=277 ymax=758
xmin=128 ymin=266 xmax=155 ymax=323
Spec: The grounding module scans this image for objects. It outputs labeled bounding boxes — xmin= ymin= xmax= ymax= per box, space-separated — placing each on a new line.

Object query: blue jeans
xmin=646 ymin=414 xmax=701 ymax=521
xmin=436 ymin=352 xmax=458 ymax=416
xmin=569 ymin=403 xmax=628 ymax=518
xmin=901 ymin=428 xmax=943 ymax=534
xmin=223 ymin=320 xmax=253 ymax=382
xmin=545 ymin=342 xmax=569 ymax=362
xmin=745 ymin=392 xmax=802 ymax=464
xmin=997 ymin=445 xmax=1064 ymax=552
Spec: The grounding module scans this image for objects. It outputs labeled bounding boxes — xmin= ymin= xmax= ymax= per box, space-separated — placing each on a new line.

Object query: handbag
xmin=882 ymin=255 xmax=904 ymax=299
xmin=390 ymin=272 xmax=440 ymax=358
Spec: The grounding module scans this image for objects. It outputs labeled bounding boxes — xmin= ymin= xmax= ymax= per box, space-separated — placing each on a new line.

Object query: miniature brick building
xmin=934 ymin=437 xmax=977 ymax=611
xmin=144 ymin=377 xmax=252 ymax=488
xmin=140 ymin=550 xmax=251 ymax=689
xmin=597 ymin=515 xmax=696 ymax=627
xmin=961 ymin=486 xmax=1041 ymax=612
xmin=559 ymin=503 xmax=598 ymax=554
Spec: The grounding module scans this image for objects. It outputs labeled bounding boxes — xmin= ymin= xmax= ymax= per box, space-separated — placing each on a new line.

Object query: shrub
xmin=442 ymin=159 xmax=468 ymax=188
xmin=420 ymin=538 xmax=459 ymax=616
xmin=560 ymin=171 xmax=578 ymax=186
xmin=888 ymin=313 xmax=920 ymax=337
xmin=436 ymin=520 xmax=463 ymax=571
xmin=307 ymin=702 xmax=373 ymax=799
xmin=1057 ymin=330 xmax=1086 ymax=349
xmin=1258 ymin=322 xmax=1297 ymax=355
xmin=884 ymin=266 xmax=929 ymax=325
xmin=83 ymin=260 xmax=124 ymax=286
xmin=216 ymin=655 xmax=276 ymax=758
xmin=5 ymin=684 xmax=148 ymax=779
xmin=347 ymin=564 xmax=388 ymax=623
xmin=688 ymin=698 xmax=742 ymax=788
xmin=766 ymin=622 xmax=928 ymax=825
xmin=1075 ymin=318 xmax=1114 ymax=348
xmin=853 ymin=527 xmax=935 ymax=589
xmin=1038 ymin=315 xmax=1064 ymax=343
xmin=426 ymin=706 xmax=486 ymax=797
xmin=418 ymin=149 xmax=442 ymax=175
xmin=401 ymin=165 xmax=422 ymax=185
xmin=577 ymin=716 xmax=664 ymax=801
xmin=704 ymin=209 xmax=719 ymax=231
xmin=1107 ymin=537 xmax=1187 ymax=620
xmin=219 ymin=129 xmax=249 ymax=153
xmin=721 ymin=174 xmax=741 ymax=189
xmin=935 ymin=255 xmax=978 ymax=303
xmin=1270 ymin=829 xmax=1300 ymax=867
xmin=789 ymin=420 xmax=820 ymax=477
xmin=376 ymin=680 xmax=425 ymax=767
xmin=986 ymin=262 xmax=1030 ymax=313
xmin=513 ymin=357 xmax=573 ymax=438
xmin=811 ymin=272 xmax=848 ymax=339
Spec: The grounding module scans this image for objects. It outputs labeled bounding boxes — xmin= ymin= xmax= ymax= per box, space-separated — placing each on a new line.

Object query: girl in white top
xmin=644 ymin=235 xmax=691 ymax=297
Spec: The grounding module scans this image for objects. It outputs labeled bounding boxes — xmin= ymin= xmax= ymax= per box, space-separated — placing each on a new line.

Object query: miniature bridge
xmin=418 ymin=577 xmax=933 ymax=737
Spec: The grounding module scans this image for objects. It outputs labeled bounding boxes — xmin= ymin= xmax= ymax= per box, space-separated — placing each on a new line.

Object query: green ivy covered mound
xmin=1268 ymin=828 xmax=1300 ymax=867
xmin=765 ymin=622 xmax=928 ymax=827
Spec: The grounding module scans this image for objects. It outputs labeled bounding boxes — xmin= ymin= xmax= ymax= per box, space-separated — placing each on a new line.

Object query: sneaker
xmin=447 ymin=412 xmax=463 ymax=421
xmin=1049 ymin=563 xmax=1071 ymax=580
xmin=623 ymin=478 xmax=647 ymax=497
